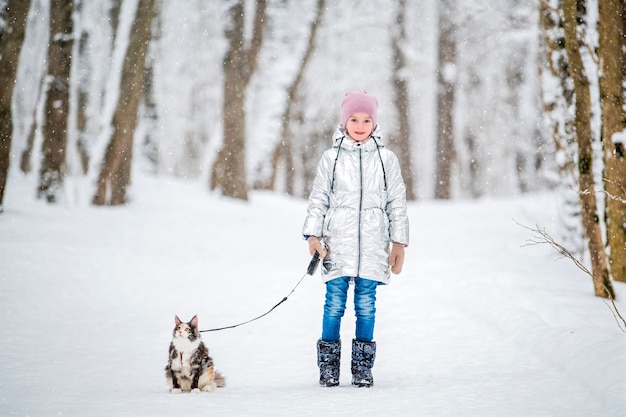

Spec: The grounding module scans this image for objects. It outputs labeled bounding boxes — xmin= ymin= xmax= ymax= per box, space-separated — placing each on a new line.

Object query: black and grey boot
xmin=317 ymin=339 xmax=341 ymax=387
xmin=351 ymin=339 xmax=376 ymax=387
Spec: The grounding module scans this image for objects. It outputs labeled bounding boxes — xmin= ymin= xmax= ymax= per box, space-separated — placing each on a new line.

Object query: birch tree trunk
xmin=93 ymin=0 xmax=157 ymax=205
xmin=0 ymin=0 xmax=30 ymax=210
xmin=562 ymin=0 xmax=614 ymax=298
xmin=38 ymin=0 xmax=74 ymax=203
xmin=598 ymin=0 xmax=626 ymax=283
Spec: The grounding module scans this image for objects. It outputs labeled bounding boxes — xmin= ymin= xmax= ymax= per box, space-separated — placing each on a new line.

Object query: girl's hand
xmin=308 ymin=236 xmax=328 ymax=258
xmin=389 ymin=242 xmax=405 ymax=274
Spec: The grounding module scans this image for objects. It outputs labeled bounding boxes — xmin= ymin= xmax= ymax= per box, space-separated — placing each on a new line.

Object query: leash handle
xmin=307 ymin=251 xmax=320 ymax=275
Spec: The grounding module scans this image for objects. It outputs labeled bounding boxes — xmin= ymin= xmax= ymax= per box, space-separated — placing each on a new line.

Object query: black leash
xmin=199 ymin=252 xmax=321 ymax=333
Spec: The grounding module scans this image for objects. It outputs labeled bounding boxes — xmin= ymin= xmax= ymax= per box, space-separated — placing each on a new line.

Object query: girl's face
xmin=345 ymin=112 xmax=374 ymax=142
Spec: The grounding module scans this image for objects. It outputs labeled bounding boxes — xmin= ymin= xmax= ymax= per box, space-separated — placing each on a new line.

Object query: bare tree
xmin=538 ymin=0 xmax=583 ymax=255
xmin=70 ymin=0 xmax=123 ymax=177
xmin=598 ymin=0 xmax=626 ymax=283
xmin=73 ymin=1 xmax=92 ymax=175
xmin=92 ymin=0 xmax=158 ymax=205
xmin=211 ymin=0 xmax=267 ymax=200
xmin=19 ymin=100 xmax=39 ymax=174
xmin=434 ymin=0 xmax=457 ymax=199
xmin=38 ymin=0 xmax=74 ymax=203
xmin=389 ymin=0 xmax=416 ymax=201
xmin=108 ymin=0 xmax=121 ymax=49
xmin=0 ymin=0 xmax=31 ymax=211
xmin=140 ymin=7 xmax=161 ymax=174
xmin=562 ymin=0 xmax=614 ymax=298
xmin=266 ymin=0 xmax=325 ymax=195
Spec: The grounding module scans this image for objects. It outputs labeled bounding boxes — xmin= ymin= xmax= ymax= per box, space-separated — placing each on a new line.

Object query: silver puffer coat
xmin=302 ymin=125 xmax=409 ymax=284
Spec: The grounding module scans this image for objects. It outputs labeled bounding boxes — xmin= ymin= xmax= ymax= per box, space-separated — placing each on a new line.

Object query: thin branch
xmin=565 ymin=178 xmax=626 ymax=204
xmin=516 ymin=221 xmax=626 ymax=332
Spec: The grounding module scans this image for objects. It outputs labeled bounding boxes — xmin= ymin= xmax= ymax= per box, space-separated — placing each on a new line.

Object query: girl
xmin=302 ymin=91 xmax=409 ymax=387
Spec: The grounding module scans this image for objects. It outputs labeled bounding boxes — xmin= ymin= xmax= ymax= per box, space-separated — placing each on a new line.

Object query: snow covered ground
xmin=1 ymin=174 xmax=625 ymax=417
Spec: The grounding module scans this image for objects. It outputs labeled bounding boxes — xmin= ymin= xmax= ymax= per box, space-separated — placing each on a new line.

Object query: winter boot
xmin=317 ymin=339 xmax=341 ymax=387
xmin=351 ymin=339 xmax=376 ymax=387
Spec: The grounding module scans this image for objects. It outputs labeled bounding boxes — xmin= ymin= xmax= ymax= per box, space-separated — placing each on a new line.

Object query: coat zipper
xmin=357 ymin=145 xmax=363 ymax=278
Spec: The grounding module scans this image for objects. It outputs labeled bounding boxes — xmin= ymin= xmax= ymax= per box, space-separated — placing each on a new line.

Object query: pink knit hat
xmin=341 ymin=91 xmax=378 ymax=128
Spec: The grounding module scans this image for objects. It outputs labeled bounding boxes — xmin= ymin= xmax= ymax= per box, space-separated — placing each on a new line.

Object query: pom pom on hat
xmin=341 ymin=91 xmax=378 ymax=128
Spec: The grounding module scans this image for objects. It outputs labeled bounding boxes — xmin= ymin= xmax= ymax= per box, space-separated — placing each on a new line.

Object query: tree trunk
xmin=216 ymin=1 xmax=248 ymax=200
xmin=0 ymin=0 xmax=30 ymax=210
xmin=211 ymin=0 xmax=267 ymax=200
xmin=598 ymin=0 xmax=626 ymax=283
xmin=108 ymin=0 xmax=122 ymax=49
xmin=266 ymin=0 xmax=325 ymax=193
xmin=92 ymin=0 xmax=157 ymax=205
xmin=74 ymin=2 xmax=91 ymax=175
xmin=38 ymin=0 xmax=74 ymax=203
xmin=434 ymin=0 xmax=457 ymax=200
xmin=562 ymin=0 xmax=614 ymax=298
xmin=390 ymin=0 xmax=416 ymax=201
xmin=19 ymin=106 xmax=38 ymax=173
xmin=218 ymin=66 xmax=247 ymax=199
xmin=538 ymin=0 xmax=585 ymax=255
xmin=140 ymin=6 xmax=161 ymax=174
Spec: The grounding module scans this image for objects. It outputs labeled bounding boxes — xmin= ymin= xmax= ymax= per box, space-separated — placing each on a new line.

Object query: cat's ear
xmin=175 ymin=315 xmax=182 ymax=325
xmin=190 ymin=315 xmax=198 ymax=328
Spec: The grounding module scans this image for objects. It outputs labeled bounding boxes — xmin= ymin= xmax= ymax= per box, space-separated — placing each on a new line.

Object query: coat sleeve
xmin=302 ymin=150 xmax=334 ymax=238
xmin=384 ymin=150 xmax=409 ymax=246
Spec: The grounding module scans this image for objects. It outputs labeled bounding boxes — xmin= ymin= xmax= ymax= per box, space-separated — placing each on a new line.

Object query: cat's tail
xmin=214 ymin=371 xmax=226 ymax=388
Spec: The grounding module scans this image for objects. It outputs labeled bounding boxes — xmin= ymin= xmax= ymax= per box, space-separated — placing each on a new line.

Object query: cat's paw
xmin=191 ymin=388 xmax=202 ymax=394
xmin=201 ymin=383 xmax=216 ymax=393
xmin=170 ymin=388 xmax=182 ymax=394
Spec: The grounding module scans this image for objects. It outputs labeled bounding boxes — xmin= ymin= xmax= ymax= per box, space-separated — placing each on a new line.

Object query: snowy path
xmin=1 ymin=177 xmax=624 ymax=416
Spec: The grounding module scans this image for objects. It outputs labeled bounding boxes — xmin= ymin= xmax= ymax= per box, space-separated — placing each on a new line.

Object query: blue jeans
xmin=322 ymin=277 xmax=378 ymax=342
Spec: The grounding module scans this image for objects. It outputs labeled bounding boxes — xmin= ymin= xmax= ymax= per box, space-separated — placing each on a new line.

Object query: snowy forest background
xmin=4 ymin=0 xmax=549 ymax=201
xmin=1 ymin=0 xmax=625 ymax=291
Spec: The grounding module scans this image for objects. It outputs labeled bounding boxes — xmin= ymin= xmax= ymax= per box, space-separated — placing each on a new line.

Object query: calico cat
xmin=165 ymin=315 xmax=226 ymax=393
